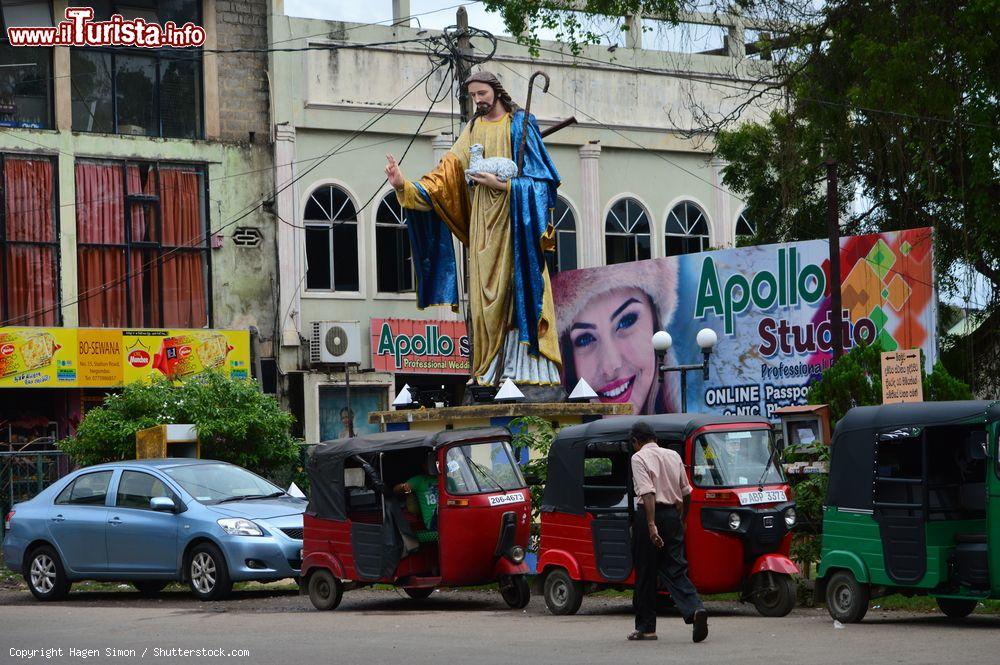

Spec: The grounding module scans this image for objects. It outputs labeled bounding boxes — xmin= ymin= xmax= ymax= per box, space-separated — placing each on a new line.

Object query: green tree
xmin=714 ymin=0 xmax=999 ymax=304
xmin=60 ymin=372 xmax=299 ymax=475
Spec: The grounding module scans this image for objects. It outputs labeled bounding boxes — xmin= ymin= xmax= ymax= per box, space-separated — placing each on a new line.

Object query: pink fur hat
xmin=552 ymin=258 xmax=680 ymax=340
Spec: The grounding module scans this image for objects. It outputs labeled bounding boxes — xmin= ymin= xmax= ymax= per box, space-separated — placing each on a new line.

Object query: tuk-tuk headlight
xmin=784 ymin=507 xmax=797 ymax=528
xmin=728 ymin=512 xmax=741 ymax=530
xmin=508 ymin=546 xmax=525 ymax=564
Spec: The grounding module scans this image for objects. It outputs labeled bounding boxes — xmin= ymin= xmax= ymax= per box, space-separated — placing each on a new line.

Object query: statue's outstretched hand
xmin=385 ymin=153 xmax=405 ymax=189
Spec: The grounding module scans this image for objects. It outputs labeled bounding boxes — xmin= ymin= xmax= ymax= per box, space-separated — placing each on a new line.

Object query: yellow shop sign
xmin=0 ymin=327 xmax=250 ymax=388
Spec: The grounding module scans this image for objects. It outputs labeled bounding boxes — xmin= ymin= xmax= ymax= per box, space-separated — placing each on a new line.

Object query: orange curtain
xmin=4 ymin=158 xmax=57 ymax=326
xmin=159 ymin=167 xmax=206 ymax=328
xmin=75 ymin=161 xmax=125 ymax=327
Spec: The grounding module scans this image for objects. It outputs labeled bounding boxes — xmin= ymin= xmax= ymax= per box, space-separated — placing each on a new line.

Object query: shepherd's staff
xmin=516 ymin=71 xmax=550 ymax=175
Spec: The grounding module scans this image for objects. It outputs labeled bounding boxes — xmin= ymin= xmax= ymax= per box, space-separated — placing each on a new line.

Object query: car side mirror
xmin=523 ymin=472 xmax=542 ymax=486
xmin=150 ymin=496 xmax=177 ymax=512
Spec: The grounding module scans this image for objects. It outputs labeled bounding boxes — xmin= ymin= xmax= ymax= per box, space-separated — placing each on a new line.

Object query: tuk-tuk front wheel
xmin=308 ymin=569 xmax=343 ymax=611
xmin=543 ymin=569 xmax=583 ymax=615
xmin=936 ymin=597 xmax=978 ymax=619
xmin=499 ymin=574 xmax=530 ymax=609
xmin=751 ymin=572 xmax=797 ymax=617
xmin=825 ymin=571 xmax=869 ymax=623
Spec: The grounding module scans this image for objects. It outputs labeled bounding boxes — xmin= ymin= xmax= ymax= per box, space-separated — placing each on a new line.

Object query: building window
xmin=665 ymin=201 xmax=710 ymax=256
xmin=0 ymin=156 xmax=58 ymax=326
xmin=375 ymin=193 xmax=413 ymax=293
xmin=305 ymin=184 xmax=359 ymax=292
xmin=605 ymin=197 xmax=651 ymax=265
xmin=70 ymin=1 xmax=202 ymax=138
xmin=736 ymin=208 xmax=757 ymax=245
xmin=0 ymin=0 xmax=53 ymax=129
xmin=75 ymin=160 xmax=209 ymax=328
xmin=545 ymin=196 xmax=577 ymax=275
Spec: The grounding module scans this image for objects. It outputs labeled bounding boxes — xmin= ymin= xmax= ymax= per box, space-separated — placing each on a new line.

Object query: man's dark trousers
xmin=634 ymin=503 xmax=705 ymax=633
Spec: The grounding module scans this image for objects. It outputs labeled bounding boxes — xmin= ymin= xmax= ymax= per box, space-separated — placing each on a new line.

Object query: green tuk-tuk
xmin=817 ymin=400 xmax=999 ymax=622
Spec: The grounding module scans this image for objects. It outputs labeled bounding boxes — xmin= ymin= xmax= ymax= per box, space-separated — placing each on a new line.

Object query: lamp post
xmin=651 ymin=328 xmax=718 ymax=413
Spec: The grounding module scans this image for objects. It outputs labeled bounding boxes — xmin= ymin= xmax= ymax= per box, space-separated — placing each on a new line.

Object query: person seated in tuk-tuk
xmin=394 ymin=474 xmax=438 ymax=532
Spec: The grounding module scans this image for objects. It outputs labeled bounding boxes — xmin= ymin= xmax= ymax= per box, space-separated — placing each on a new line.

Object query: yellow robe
xmin=396 ymin=114 xmax=561 ymax=383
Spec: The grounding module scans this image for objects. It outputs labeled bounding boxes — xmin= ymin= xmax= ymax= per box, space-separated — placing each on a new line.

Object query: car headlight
xmin=218 ymin=518 xmax=264 ymax=536
xmin=728 ymin=512 xmax=741 ymax=530
xmin=784 ymin=507 xmax=797 ymax=528
xmin=507 ymin=546 xmax=525 ymax=563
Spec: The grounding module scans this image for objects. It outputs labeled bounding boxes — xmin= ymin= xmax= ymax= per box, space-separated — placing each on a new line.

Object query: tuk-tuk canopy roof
xmin=307 ymin=426 xmax=510 ymax=521
xmin=542 ymin=414 xmax=771 ymax=516
xmin=827 ymin=400 xmax=1000 ymax=511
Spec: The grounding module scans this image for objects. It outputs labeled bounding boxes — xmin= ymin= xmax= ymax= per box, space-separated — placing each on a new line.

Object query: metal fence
xmin=1 ymin=451 xmax=70 ymax=536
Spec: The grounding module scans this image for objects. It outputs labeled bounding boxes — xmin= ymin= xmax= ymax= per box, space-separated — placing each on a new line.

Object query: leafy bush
xmin=60 ymin=372 xmax=299 ymax=476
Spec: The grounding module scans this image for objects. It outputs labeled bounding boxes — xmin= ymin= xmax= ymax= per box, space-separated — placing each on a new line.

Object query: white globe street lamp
xmin=652 ymin=327 xmax=720 ymax=413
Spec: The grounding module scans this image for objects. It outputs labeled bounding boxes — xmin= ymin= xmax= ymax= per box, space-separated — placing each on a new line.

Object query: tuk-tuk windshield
xmin=445 ymin=441 xmax=526 ymax=495
xmin=692 ymin=429 xmax=783 ymax=488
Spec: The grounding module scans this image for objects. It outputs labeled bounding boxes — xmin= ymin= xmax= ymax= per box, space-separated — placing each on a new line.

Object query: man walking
xmin=628 ymin=421 xmax=708 ymax=643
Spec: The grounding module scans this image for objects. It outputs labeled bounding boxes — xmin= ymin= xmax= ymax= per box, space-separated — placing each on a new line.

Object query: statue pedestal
xmin=368 ymin=402 xmax=631 ymax=433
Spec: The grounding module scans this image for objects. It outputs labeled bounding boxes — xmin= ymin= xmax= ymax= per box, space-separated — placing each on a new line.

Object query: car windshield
xmin=164 ymin=463 xmax=284 ymax=503
xmin=692 ymin=429 xmax=783 ymax=488
xmin=445 ymin=441 xmax=525 ymax=495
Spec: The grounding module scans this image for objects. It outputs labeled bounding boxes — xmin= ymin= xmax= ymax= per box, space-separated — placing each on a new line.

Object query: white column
xmin=275 ymin=123 xmax=302 ymax=347
xmin=432 ymin=132 xmax=453 ymax=164
xmin=579 ymin=141 xmax=603 ymax=268
xmin=711 ymin=156 xmax=733 ymax=248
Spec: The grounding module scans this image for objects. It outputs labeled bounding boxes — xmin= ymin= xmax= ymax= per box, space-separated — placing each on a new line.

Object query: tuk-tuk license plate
xmin=488 ymin=492 xmax=525 ymax=506
xmin=737 ymin=490 xmax=787 ymax=506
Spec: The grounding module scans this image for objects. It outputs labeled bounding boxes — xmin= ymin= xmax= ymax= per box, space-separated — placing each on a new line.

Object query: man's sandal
xmin=627 ymin=631 xmax=658 ymax=641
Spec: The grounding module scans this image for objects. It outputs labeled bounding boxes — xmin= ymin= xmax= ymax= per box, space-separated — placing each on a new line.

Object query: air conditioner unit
xmin=310 ymin=321 xmax=362 ymax=365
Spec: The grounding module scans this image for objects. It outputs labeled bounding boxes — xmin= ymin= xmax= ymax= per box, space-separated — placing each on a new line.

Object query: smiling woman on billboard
xmin=553 ymin=259 xmax=680 ymax=416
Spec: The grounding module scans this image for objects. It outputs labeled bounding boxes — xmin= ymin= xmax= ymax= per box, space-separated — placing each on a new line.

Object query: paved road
xmin=2 ymin=586 xmax=997 ymax=665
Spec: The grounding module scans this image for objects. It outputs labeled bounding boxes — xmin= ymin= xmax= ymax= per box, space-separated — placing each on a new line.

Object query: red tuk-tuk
xmin=537 ymin=415 xmax=798 ymax=616
xmin=302 ymin=428 xmax=532 ymax=610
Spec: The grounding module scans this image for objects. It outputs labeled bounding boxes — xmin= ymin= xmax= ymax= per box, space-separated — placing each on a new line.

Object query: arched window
xmin=545 ymin=197 xmax=577 ymax=275
xmin=665 ymin=201 xmax=710 ymax=256
xmin=605 ymin=197 xmax=651 ymax=265
xmin=375 ymin=194 xmax=414 ymax=293
xmin=304 ymin=185 xmax=359 ymax=292
xmin=736 ymin=208 xmax=756 ymax=245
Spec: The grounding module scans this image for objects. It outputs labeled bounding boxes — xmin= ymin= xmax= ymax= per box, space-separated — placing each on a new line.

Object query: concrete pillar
xmin=579 ymin=141 xmax=603 ymax=268
xmin=625 ymin=14 xmax=642 ymax=49
xmin=275 ymin=123 xmax=302 ymax=348
xmin=202 ymin=0 xmax=220 ymax=140
xmin=432 ymin=132 xmax=453 ymax=164
xmin=711 ymin=156 xmax=733 ymax=248
xmin=392 ymin=0 xmax=411 ymax=27
xmin=727 ymin=19 xmax=746 ymax=59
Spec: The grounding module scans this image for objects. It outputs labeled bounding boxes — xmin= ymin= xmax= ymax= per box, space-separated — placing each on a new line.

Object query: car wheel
xmin=307 ymin=569 xmax=343 ymax=610
xmin=403 ymin=587 xmax=434 ymax=600
xmin=752 ymin=572 xmax=797 ymax=617
xmin=133 ymin=581 xmax=169 ymax=596
xmin=825 ymin=571 xmax=869 ymax=623
xmin=25 ymin=545 xmax=70 ymax=601
xmin=188 ymin=543 xmax=233 ymax=601
xmin=499 ymin=574 xmax=530 ymax=609
xmin=936 ymin=597 xmax=978 ymax=619
xmin=543 ymin=569 xmax=583 ymax=615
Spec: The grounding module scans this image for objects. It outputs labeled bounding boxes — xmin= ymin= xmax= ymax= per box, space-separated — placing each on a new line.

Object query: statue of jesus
xmin=385 ymin=71 xmax=562 ymax=388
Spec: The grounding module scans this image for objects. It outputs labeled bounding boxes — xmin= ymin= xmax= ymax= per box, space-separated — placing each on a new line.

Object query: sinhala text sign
xmin=0 ymin=327 xmax=250 ymax=388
